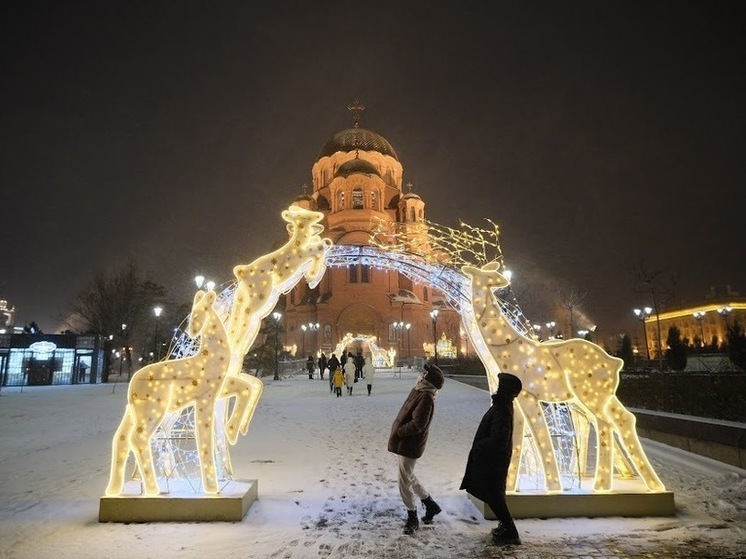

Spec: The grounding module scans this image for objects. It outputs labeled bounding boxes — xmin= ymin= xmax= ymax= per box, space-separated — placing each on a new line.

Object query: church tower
xmin=283 ymin=102 xmax=460 ymax=363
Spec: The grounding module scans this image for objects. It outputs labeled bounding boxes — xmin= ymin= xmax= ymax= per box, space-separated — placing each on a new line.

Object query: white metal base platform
xmin=99 ymin=479 xmax=257 ymax=522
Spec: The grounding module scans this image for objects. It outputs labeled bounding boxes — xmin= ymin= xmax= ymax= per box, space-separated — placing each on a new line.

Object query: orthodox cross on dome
xmin=347 ymin=99 xmax=365 ymax=128
xmin=406 ymin=181 xmax=414 ymax=193
xmin=301 ymin=183 xmax=308 ymax=194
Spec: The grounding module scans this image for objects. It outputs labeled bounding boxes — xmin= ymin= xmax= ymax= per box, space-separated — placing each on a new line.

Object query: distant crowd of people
xmin=306 ymin=350 xmax=375 ymax=397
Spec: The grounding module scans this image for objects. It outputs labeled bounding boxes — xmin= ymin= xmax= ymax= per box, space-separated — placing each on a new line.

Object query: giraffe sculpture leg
xmin=605 ymin=396 xmax=665 ymax=491
xmin=519 ymin=394 xmax=564 ymax=492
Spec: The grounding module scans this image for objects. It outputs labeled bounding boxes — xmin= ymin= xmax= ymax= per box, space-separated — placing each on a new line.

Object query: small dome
xmin=402 ymin=192 xmax=421 ymax=201
xmin=318 ymin=128 xmax=398 ymax=160
xmin=335 ymin=158 xmax=381 ymax=178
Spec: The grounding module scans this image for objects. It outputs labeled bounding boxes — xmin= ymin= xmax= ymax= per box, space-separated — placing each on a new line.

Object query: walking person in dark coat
xmin=327 ymin=353 xmax=340 ymax=393
xmin=387 ymin=364 xmax=444 ymax=535
xmin=317 ymin=353 xmax=327 ymax=380
xmin=460 ymin=372 xmax=523 ymax=546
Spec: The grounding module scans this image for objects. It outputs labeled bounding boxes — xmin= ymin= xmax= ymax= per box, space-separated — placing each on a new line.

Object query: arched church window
xmin=339 ymin=191 xmax=345 ymax=210
xmin=409 ymin=207 xmax=415 ymax=221
xmin=371 ymin=191 xmax=377 ymax=211
xmin=389 ymin=323 xmax=397 ymax=341
xmin=423 ymin=287 xmax=429 ymax=302
xmin=348 ymin=264 xmax=357 ymax=283
xmin=352 ymin=188 xmax=364 ymax=209
xmin=418 ymin=209 xmax=423 ymax=219
xmin=360 ymin=264 xmax=370 ymax=283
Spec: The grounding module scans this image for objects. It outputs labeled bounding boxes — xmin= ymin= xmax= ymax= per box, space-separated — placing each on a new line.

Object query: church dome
xmin=318 ymin=128 xmax=399 ymax=160
xmin=402 ymin=192 xmax=421 ymax=201
xmin=335 ymin=158 xmax=381 ymax=178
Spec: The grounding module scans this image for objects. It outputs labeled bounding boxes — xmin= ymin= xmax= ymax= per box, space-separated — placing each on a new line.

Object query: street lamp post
xmin=545 ymin=321 xmax=556 ymax=339
xmin=272 ymin=312 xmax=282 ymax=380
xmin=717 ymin=306 xmax=732 ymax=346
xmin=633 ymin=307 xmax=653 ymax=361
xmin=430 ymin=309 xmax=439 ymax=364
xmin=405 ymin=323 xmax=411 ymax=364
xmin=153 ymin=306 xmax=163 ymax=361
xmin=394 ymin=321 xmax=411 ymax=365
xmin=692 ymin=311 xmax=706 ymax=348
xmin=532 ymin=324 xmax=542 ymax=341
xmin=119 ymin=323 xmax=127 ymax=378
xmin=301 ymin=324 xmax=307 ymax=356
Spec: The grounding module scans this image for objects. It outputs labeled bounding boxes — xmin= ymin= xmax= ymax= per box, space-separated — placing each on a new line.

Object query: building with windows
xmin=0 ymin=333 xmax=107 ymax=386
xmin=637 ymin=298 xmax=746 ymax=359
xmin=281 ymin=107 xmax=461 ymax=363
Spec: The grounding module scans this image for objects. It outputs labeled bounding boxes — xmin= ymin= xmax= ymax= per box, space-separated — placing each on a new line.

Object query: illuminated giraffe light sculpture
xmin=462 ymin=261 xmax=665 ymax=493
xmin=106 ymin=289 xmax=230 ymax=496
xmin=219 ymin=205 xmax=331 ymax=445
xmin=105 ymin=205 xmax=332 ymax=497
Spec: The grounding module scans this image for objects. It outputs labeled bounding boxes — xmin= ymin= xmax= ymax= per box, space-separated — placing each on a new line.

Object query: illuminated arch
xmin=110 ymin=208 xmax=665 ymax=502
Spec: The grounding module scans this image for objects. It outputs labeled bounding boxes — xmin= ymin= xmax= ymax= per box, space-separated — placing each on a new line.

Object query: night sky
xmin=2 ymin=2 xmax=744 ymax=343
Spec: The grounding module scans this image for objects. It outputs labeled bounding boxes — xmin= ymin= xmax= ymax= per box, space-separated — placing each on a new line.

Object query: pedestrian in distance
xmin=362 ymin=356 xmax=375 ymax=395
xmin=318 ymin=352 xmax=327 ymax=380
xmin=327 ymin=353 xmax=340 ymax=393
xmin=343 ymin=353 xmax=356 ymax=395
xmin=460 ymin=372 xmax=523 ymax=546
xmin=306 ymin=355 xmax=315 ymax=379
xmin=354 ymin=349 xmax=364 ymax=380
xmin=332 ymin=366 xmax=345 ymax=398
xmin=387 ymin=363 xmax=444 ymax=535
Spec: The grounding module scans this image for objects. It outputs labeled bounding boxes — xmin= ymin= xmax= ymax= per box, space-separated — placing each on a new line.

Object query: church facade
xmin=280 ymin=112 xmax=461 ymax=364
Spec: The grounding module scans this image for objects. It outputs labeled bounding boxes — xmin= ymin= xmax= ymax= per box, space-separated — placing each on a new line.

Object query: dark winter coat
xmin=460 ymin=373 xmax=522 ymax=504
xmin=387 ymin=381 xmax=438 ymax=459
xmin=327 ymin=355 xmax=340 ymax=373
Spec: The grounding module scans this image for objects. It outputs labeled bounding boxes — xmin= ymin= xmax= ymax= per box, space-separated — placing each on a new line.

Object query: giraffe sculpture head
xmin=280 ymin=205 xmax=332 ymax=291
xmin=186 ymin=289 xmax=218 ymax=338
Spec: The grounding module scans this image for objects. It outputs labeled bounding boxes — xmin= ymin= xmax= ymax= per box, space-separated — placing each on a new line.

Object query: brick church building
xmin=281 ymin=106 xmax=461 ymax=365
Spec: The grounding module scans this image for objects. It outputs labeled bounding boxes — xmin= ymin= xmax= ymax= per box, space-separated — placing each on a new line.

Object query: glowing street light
xmin=430 ymin=309 xmax=439 ymax=364
xmin=633 ymin=307 xmax=653 ymax=361
xmin=153 ymin=306 xmax=163 ymax=361
xmin=194 ymin=275 xmax=205 ymax=289
xmin=300 ymin=322 xmax=318 ymax=356
xmin=272 ymin=312 xmax=282 ymax=380
xmin=545 ymin=321 xmax=556 ymax=339
xmin=532 ymin=324 xmax=542 ymax=340
xmin=717 ymin=306 xmax=733 ymax=345
xmin=692 ymin=311 xmax=706 ymax=348
xmin=394 ymin=321 xmax=411 ymax=363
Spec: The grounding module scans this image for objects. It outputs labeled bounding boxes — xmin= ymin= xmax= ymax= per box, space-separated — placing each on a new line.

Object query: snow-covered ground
xmin=1 ymin=370 xmax=745 ymax=559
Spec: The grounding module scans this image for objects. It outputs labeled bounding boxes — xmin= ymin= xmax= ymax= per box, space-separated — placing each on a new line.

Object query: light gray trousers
xmin=397 ymin=454 xmax=429 ymax=511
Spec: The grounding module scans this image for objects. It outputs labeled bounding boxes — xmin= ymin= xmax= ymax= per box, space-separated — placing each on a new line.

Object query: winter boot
xmin=403 ymin=510 xmax=419 ymax=535
xmin=421 ymin=495 xmax=442 ymax=524
xmin=491 ymin=521 xmax=521 ymax=546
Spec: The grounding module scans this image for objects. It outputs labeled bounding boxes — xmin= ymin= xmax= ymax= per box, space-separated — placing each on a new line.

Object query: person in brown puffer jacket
xmin=387 ymin=363 xmax=444 ymax=535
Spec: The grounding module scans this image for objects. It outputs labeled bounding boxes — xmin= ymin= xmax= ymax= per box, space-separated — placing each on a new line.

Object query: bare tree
xmin=630 ymin=260 xmax=679 ymax=370
xmin=65 ymin=259 xmax=167 ymax=377
xmin=556 ymin=286 xmax=587 ymax=339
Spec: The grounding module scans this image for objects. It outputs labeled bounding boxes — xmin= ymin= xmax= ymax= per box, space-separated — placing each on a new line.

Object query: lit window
xmin=353 ymin=188 xmax=364 ymax=209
